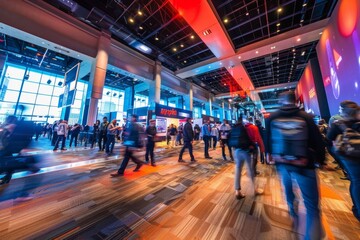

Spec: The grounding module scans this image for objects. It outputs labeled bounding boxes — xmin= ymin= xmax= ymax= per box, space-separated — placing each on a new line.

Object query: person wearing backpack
xmin=266 ymin=91 xmax=325 ymax=240
xmin=229 ymin=118 xmax=263 ymax=199
xmin=98 ymin=117 xmax=109 ymax=151
xmin=327 ymin=101 xmax=360 ymax=222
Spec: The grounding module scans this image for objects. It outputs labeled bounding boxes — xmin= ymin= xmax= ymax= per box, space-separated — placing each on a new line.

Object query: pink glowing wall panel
xmin=316 ymin=0 xmax=360 ymax=116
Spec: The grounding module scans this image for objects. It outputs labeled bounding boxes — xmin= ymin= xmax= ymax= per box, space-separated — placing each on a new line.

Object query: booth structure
xmin=154 ymin=103 xmax=192 ymax=140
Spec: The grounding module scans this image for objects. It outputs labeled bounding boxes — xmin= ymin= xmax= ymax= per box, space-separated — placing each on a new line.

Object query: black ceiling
xmin=243 ymin=41 xmax=318 ymax=88
xmin=0 ymin=33 xmax=79 ymax=75
xmin=212 ymin=0 xmax=337 ymax=49
xmin=185 ymin=67 xmax=242 ymax=95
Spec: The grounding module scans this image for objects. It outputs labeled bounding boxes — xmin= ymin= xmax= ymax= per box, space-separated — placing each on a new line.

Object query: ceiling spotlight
xmin=224 ymin=18 xmax=229 ymax=23
xmin=297 ymin=38 xmax=301 ymax=42
xmin=180 ymin=44 xmax=184 ymax=48
xmin=292 ymin=48 xmax=296 ymax=52
xmin=271 ymin=46 xmax=276 ymax=50
xmin=173 ymin=47 xmax=177 ymax=52
xmin=190 ymin=35 xmax=195 ymax=39
xmin=255 ymin=51 xmax=259 ymax=54
xmin=277 ymin=29 xmax=280 ymax=33
xmin=184 ymin=60 xmax=187 ymax=63
xmin=138 ymin=11 xmax=143 ymax=16
xmin=276 ymin=23 xmax=281 ymax=27
xmin=119 ymin=94 xmax=123 ymax=98
xmin=277 ymin=8 xmax=283 ymax=13
xmin=303 ymin=3 xmax=307 ymax=7
xmin=129 ymin=18 xmax=134 ymax=23
xmin=47 ymin=79 xmax=52 ymax=84
xmin=246 ymin=12 xmax=249 ymax=16
xmin=58 ymin=81 xmax=63 ymax=86
xmin=139 ymin=26 xmax=143 ymax=30
xmin=155 ymin=37 xmax=159 ymax=41
xmin=301 ymin=51 xmax=305 ymax=56
xmin=238 ymin=56 xmax=241 ymax=59
xmin=300 ymin=19 xmax=304 ymax=23
xmin=113 ymin=93 xmax=117 ymax=97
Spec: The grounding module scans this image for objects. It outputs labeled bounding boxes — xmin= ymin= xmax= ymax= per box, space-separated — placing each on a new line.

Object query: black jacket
xmin=183 ymin=122 xmax=194 ymax=142
xmin=266 ymin=105 xmax=325 ymax=168
xmin=146 ymin=125 xmax=157 ymax=141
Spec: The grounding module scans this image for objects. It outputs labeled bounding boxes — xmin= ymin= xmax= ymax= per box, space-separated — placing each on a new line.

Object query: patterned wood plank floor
xmin=0 ymin=143 xmax=359 ymax=240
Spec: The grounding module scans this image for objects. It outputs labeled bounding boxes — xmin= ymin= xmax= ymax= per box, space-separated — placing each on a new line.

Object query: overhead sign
xmin=155 ymin=103 xmax=192 ymax=119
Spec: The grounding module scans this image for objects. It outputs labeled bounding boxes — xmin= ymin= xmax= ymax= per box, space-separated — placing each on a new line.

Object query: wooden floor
xmin=0 ymin=142 xmax=359 ymax=240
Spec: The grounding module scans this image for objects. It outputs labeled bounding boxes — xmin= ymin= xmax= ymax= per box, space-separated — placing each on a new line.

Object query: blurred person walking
xmin=106 ymin=119 xmax=121 ymax=155
xmin=178 ymin=118 xmax=196 ymax=163
xmin=53 ymin=120 xmax=68 ymax=151
xmin=110 ymin=114 xmax=144 ymax=176
xmin=219 ymin=120 xmax=233 ymax=161
xmin=327 ymin=101 xmax=360 ymax=222
xmin=145 ymin=119 xmax=157 ymax=166
xmin=266 ymin=91 xmax=325 ymax=239
xmin=98 ymin=117 xmax=109 ymax=151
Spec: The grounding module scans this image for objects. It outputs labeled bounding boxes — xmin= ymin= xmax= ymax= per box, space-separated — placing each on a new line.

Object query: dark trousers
xmin=105 ymin=134 xmax=115 ymax=153
xmin=179 ymin=141 xmax=195 ymax=160
xmin=203 ymin=135 xmax=211 ymax=157
xmin=221 ymin=139 xmax=233 ymax=159
xmin=51 ymin=132 xmax=58 ymax=146
xmin=54 ymin=135 xmax=66 ymax=150
xmin=98 ymin=134 xmax=107 ymax=150
xmin=69 ymin=133 xmax=79 ymax=147
xmin=117 ymin=147 xmax=143 ymax=174
xmin=336 ymin=153 xmax=360 ymax=221
xmin=91 ymin=133 xmax=98 ymax=148
xmin=251 ymin=146 xmax=259 ymax=175
xmin=145 ymin=140 xmax=155 ymax=163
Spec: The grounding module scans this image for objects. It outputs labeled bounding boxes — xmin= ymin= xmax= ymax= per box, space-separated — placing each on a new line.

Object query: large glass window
xmin=98 ymin=86 xmax=125 ymax=120
xmin=0 ymin=63 xmax=65 ymax=123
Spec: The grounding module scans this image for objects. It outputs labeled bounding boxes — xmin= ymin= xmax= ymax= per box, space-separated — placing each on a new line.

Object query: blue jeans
xmin=179 ymin=141 xmax=195 ymax=161
xmin=203 ymin=135 xmax=210 ymax=157
xmin=234 ymin=148 xmax=252 ymax=190
xmin=336 ymin=154 xmax=360 ymax=221
xmin=276 ymin=164 xmax=323 ymax=240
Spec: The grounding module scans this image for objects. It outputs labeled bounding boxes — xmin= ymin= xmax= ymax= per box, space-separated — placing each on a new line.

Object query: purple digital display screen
xmin=316 ymin=0 xmax=360 ymax=116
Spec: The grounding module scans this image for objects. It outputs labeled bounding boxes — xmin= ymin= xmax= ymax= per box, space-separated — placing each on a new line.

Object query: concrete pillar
xmin=221 ymin=102 xmax=225 ymax=120
xmin=184 ymin=81 xmax=193 ymax=111
xmin=86 ymin=33 xmax=111 ymax=126
xmin=148 ymin=60 xmax=161 ymax=110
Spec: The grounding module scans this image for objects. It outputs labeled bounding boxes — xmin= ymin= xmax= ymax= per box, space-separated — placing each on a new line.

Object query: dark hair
xmin=131 ymin=114 xmax=138 ymax=119
xmin=340 ymin=100 xmax=358 ymax=119
xmin=279 ymin=91 xmax=296 ymax=104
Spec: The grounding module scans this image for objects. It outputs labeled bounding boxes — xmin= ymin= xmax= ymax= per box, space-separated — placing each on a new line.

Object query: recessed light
xmin=277 ymin=29 xmax=280 ymax=33
xmin=301 ymin=51 xmax=305 ymax=56
xmin=277 ymin=8 xmax=283 ymax=13
xmin=129 ymin=18 xmax=134 ymax=23
xmin=238 ymin=56 xmax=241 ymax=59
xmin=220 ymin=62 xmax=222 ymax=65
xmin=271 ymin=46 xmax=276 ymax=49
xmin=255 ymin=51 xmax=259 ymax=54
xmin=246 ymin=12 xmax=249 ymax=16
xmin=173 ymin=47 xmax=177 ymax=52
xmin=319 ymin=32 xmax=323 ymax=35
xmin=300 ymin=19 xmax=304 ymax=23
xmin=138 ymin=11 xmax=143 ymax=16
xmin=139 ymin=26 xmax=143 ymax=30
xmin=292 ymin=48 xmax=296 ymax=52
xmin=190 ymin=35 xmax=195 ymax=39
xmin=184 ymin=60 xmax=187 ymax=63
xmin=303 ymin=3 xmax=307 ymax=7
xmin=297 ymin=38 xmax=301 ymax=42
xmin=276 ymin=23 xmax=281 ymax=27
xmin=155 ymin=37 xmax=159 ymax=41
xmin=224 ymin=18 xmax=229 ymax=23
xmin=180 ymin=44 xmax=184 ymax=47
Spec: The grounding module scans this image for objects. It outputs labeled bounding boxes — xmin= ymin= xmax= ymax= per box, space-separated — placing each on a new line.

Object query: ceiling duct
xmin=87 ymin=7 xmax=115 ymax=30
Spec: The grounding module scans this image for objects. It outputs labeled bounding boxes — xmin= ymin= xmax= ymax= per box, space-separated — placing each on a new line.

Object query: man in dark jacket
xmin=266 ymin=91 xmax=325 ymax=240
xmin=145 ymin=119 xmax=157 ymax=166
xmin=327 ymin=101 xmax=360 ymax=222
xmin=178 ymin=118 xmax=196 ymax=162
xmin=110 ymin=114 xmax=143 ymax=176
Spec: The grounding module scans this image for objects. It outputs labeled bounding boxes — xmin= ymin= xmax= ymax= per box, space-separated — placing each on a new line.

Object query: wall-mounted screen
xmin=316 ymin=0 xmax=360 ymax=116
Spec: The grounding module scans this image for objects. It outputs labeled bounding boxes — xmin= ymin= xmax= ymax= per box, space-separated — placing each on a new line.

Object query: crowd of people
xmin=1 ymin=91 xmax=359 ymax=237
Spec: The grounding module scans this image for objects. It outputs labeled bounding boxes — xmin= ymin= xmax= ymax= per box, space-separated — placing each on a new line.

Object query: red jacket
xmin=245 ymin=123 xmax=265 ymax=152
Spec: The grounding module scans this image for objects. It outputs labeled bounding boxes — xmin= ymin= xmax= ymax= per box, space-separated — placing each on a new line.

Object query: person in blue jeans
xmin=106 ymin=119 xmax=121 ymax=155
xmin=201 ymin=120 xmax=212 ymax=159
xmin=327 ymin=101 xmax=360 ymax=222
xmin=266 ymin=91 xmax=325 ymax=240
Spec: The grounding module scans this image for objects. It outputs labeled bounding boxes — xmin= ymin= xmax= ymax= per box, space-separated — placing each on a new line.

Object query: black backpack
xmin=334 ymin=122 xmax=360 ymax=158
xmin=228 ymin=124 xmax=252 ymax=150
xmin=270 ymin=117 xmax=309 ymax=158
